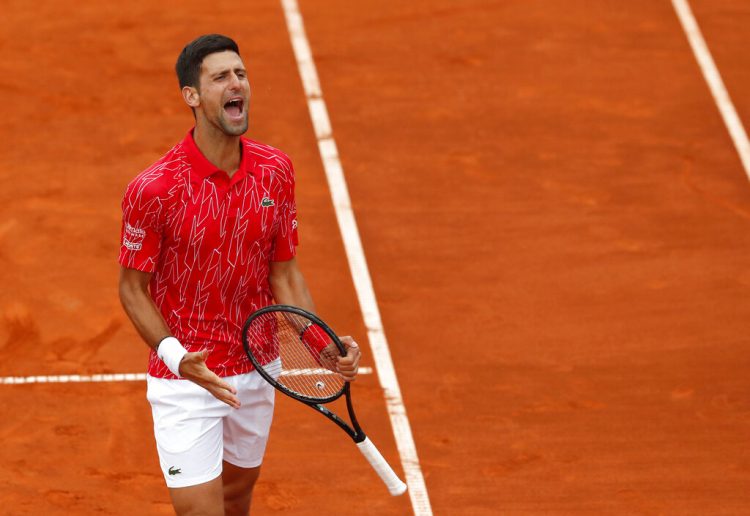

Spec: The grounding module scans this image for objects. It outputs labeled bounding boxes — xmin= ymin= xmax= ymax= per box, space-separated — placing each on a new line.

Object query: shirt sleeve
xmin=118 ymin=174 xmax=168 ymax=272
xmin=271 ymin=156 xmax=299 ymax=262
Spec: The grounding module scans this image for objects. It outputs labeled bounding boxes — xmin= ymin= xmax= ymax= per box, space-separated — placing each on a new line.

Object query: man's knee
xmin=223 ymin=463 xmax=261 ymax=516
xmin=169 ymin=476 xmax=225 ymax=516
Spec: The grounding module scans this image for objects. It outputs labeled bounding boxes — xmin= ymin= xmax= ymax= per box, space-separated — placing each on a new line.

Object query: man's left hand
xmin=336 ymin=336 xmax=360 ymax=382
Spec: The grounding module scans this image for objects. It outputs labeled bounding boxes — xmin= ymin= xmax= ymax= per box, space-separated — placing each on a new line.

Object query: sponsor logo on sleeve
xmin=123 ymin=223 xmax=145 ymax=251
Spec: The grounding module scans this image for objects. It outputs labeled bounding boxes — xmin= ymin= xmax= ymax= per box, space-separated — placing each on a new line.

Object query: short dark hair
xmin=175 ymin=34 xmax=240 ymax=89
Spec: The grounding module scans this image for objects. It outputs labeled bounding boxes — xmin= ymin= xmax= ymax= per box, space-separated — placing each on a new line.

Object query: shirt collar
xmin=182 ymin=129 xmax=252 ymax=185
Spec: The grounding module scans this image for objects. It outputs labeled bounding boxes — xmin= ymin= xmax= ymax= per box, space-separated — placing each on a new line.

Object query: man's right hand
xmin=178 ymin=350 xmax=241 ymax=409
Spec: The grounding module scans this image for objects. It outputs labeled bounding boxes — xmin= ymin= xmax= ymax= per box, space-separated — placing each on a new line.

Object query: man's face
xmin=194 ymin=50 xmax=250 ymax=136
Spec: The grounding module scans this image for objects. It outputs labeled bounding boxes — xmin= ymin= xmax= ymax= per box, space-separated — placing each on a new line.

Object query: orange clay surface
xmin=1 ymin=0 xmax=750 ymax=514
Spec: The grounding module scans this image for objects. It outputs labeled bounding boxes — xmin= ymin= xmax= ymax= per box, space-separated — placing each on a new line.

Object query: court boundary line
xmin=0 ymin=368 xmax=374 ymax=385
xmin=672 ymin=0 xmax=750 ymax=181
xmin=279 ymin=1 xmax=433 ymax=514
xmin=2 ymin=373 xmax=148 ymax=384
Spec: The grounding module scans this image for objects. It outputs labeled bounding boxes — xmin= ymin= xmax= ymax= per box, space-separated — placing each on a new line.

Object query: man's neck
xmin=193 ymin=123 xmax=242 ymax=177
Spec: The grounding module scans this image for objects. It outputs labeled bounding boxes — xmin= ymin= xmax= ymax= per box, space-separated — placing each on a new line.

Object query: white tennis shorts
xmin=146 ymin=370 xmax=275 ymax=488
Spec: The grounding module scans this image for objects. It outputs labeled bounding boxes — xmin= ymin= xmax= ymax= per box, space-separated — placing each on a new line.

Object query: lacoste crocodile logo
xmin=261 ymin=197 xmax=275 ymax=207
xmin=168 ymin=466 xmax=181 ymax=476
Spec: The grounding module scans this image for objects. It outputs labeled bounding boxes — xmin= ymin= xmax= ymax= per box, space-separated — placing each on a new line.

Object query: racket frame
xmin=241 ymin=304 xmax=366 ymax=442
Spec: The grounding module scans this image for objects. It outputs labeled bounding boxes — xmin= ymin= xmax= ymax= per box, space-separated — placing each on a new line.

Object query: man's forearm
xmin=269 ymin=259 xmax=316 ymax=313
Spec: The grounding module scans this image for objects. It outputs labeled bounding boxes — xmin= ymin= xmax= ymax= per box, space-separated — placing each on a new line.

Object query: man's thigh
xmin=222 ymin=370 xmax=275 ymax=468
xmin=169 ymin=475 xmax=225 ymax=516
xmin=166 ymin=463 xmax=260 ymax=516
xmin=147 ymin=376 xmax=230 ymax=487
xmin=147 ymin=372 xmax=273 ymax=514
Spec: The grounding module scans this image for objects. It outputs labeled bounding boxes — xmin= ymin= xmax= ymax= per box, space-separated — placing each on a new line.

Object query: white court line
xmin=672 ymin=0 xmax=750 ymax=181
xmin=280 ymin=1 xmax=433 ymax=514
xmin=1 ymin=367 xmax=374 ymax=385
xmin=2 ymin=373 xmax=147 ymax=385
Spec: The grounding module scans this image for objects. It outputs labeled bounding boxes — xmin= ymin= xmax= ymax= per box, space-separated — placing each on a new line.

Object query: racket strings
xmin=246 ymin=311 xmax=345 ymax=400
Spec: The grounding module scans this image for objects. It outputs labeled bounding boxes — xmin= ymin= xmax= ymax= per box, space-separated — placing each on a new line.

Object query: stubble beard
xmin=218 ymin=112 xmax=249 ymax=137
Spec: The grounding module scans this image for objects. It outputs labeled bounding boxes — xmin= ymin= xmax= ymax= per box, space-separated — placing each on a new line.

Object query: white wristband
xmin=156 ymin=337 xmax=188 ymax=377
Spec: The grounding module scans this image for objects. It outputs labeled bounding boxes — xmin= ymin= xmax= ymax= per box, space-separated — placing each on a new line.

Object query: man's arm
xmin=268 ymin=258 xmax=361 ymax=381
xmin=118 ymin=267 xmax=240 ymax=407
xmin=118 ymin=267 xmax=172 ymax=346
xmin=268 ymin=257 xmax=316 ymax=312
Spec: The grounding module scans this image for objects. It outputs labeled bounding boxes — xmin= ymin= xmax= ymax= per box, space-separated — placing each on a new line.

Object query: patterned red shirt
xmin=119 ymin=130 xmax=298 ymax=378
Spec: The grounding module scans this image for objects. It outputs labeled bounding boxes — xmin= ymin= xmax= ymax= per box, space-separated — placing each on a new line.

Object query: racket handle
xmin=356 ymin=437 xmax=408 ymax=496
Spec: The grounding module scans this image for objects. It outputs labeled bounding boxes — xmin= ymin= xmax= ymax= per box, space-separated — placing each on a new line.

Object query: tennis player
xmin=118 ymin=34 xmax=360 ymax=515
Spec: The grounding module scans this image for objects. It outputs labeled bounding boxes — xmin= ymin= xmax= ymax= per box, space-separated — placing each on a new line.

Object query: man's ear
xmin=182 ymin=86 xmax=200 ymax=108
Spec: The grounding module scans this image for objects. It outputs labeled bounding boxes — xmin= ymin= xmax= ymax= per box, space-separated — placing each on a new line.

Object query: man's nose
xmin=228 ymin=72 xmax=242 ymax=90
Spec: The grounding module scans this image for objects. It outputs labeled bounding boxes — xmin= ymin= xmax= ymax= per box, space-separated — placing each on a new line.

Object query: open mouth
xmin=224 ymin=98 xmax=244 ymax=119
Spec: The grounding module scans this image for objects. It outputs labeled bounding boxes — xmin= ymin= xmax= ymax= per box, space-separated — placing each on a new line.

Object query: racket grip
xmin=356 ymin=437 xmax=408 ymax=496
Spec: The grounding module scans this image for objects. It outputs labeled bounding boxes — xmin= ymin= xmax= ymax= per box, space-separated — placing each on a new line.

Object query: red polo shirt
xmin=119 ymin=130 xmax=299 ymax=378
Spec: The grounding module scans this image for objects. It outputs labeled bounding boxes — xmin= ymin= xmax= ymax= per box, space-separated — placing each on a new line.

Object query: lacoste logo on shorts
xmin=261 ymin=197 xmax=275 ymax=207
xmin=168 ymin=466 xmax=181 ymax=475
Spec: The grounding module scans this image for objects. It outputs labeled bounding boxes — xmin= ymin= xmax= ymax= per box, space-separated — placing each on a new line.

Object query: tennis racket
xmin=241 ymin=304 xmax=407 ymax=496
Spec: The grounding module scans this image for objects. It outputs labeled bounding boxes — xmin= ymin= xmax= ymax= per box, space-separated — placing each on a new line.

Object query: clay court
xmin=2 ymin=0 xmax=750 ymax=514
